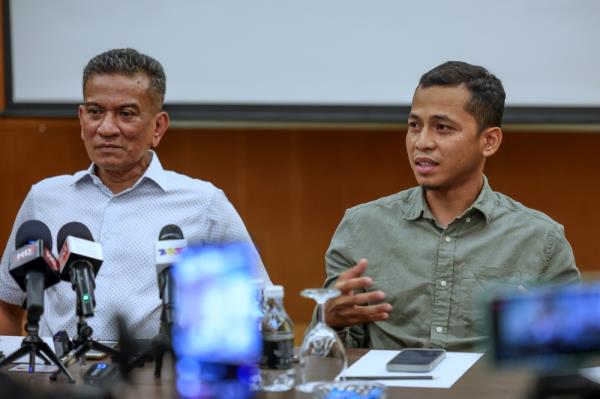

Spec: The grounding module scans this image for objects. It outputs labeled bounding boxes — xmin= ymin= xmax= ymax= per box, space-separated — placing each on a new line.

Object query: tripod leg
xmin=37 ymin=350 xmax=52 ymax=365
xmin=154 ymin=350 xmax=164 ymax=378
xmin=29 ymin=349 xmax=36 ymax=373
xmin=71 ymin=342 xmax=91 ymax=364
xmin=37 ymin=342 xmax=75 ymax=383
xmin=0 ymin=345 xmax=31 ymax=368
xmin=90 ymin=341 xmax=119 ymax=357
xmin=50 ymin=344 xmax=84 ymax=382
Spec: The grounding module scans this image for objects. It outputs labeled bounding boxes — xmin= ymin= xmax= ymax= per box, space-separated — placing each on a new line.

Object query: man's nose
xmin=415 ymin=127 xmax=436 ymax=151
xmin=97 ymin=112 xmax=119 ymax=135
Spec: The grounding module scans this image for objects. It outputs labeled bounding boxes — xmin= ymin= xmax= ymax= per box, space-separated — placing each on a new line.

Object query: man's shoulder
xmin=30 ymin=173 xmax=82 ymax=191
xmin=492 ymin=190 xmax=561 ymax=228
xmin=160 ymin=170 xmax=221 ymax=197
xmin=345 ymin=187 xmax=419 ymax=219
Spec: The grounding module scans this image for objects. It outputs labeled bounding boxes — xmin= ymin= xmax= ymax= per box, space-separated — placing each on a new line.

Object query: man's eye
xmin=86 ymin=108 xmax=102 ymax=116
xmin=120 ymin=109 xmax=136 ymax=118
xmin=408 ymin=121 xmax=419 ymax=129
xmin=437 ymin=124 xmax=453 ymax=131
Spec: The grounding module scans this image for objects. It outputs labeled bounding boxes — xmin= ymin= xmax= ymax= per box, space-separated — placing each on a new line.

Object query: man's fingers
xmin=325 ymin=259 xmax=394 ymax=328
xmin=327 ymin=290 xmax=385 ymax=311
xmin=336 ymin=304 xmax=393 ymax=326
xmin=337 ymin=258 xmax=369 ymax=281
xmin=350 ymin=290 xmax=387 ymax=306
xmin=333 ymin=276 xmax=373 ymax=294
xmin=345 ymin=311 xmax=390 ymax=324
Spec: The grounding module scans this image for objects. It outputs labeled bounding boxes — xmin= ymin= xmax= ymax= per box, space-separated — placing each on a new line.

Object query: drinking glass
xmin=296 ymin=288 xmax=347 ymax=393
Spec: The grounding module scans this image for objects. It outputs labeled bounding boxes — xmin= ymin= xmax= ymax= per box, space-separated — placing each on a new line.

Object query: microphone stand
xmin=0 ymin=272 xmax=75 ymax=383
xmin=152 ymin=308 xmax=172 ymax=378
xmin=125 ymin=305 xmax=173 ymax=379
xmin=64 ymin=315 xmax=120 ymax=365
xmin=49 ymin=286 xmax=120 ymax=381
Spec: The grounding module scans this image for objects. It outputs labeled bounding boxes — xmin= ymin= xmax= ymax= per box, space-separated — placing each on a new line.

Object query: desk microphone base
xmin=0 ymin=323 xmax=75 ymax=383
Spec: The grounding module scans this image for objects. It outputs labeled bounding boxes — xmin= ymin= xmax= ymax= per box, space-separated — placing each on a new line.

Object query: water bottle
xmin=259 ymin=285 xmax=295 ymax=391
xmin=249 ymin=278 xmax=266 ymax=320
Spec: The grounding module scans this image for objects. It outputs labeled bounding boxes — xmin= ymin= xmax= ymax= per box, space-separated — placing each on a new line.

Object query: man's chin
xmin=421 ymin=184 xmax=442 ymax=191
xmin=415 ymin=177 xmax=442 ymax=191
xmin=92 ymin=158 xmax=126 ymax=174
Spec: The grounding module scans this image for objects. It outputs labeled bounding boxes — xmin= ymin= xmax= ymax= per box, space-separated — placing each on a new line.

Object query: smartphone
xmin=386 ymin=348 xmax=446 ymax=372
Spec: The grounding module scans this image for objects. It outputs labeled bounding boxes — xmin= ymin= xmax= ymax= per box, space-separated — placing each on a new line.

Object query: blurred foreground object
xmin=489 ymin=283 xmax=600 ymax=398
xmin=172 ymin=242 xmax=261 ymax=399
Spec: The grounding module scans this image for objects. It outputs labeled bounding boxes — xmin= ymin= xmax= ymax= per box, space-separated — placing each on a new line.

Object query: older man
xmin=0 ymin=48 xmax=270 ymax=339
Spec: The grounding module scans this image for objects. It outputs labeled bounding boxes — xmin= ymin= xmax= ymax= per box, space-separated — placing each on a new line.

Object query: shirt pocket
xmin=459 ymin=266 xmax=522 ymax=330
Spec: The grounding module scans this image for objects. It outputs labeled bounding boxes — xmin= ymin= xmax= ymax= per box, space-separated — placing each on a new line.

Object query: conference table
xmin=1 ymin=349 xmax=537 ymax=399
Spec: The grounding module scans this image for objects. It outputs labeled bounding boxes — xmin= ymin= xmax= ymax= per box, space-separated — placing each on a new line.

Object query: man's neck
xmin=96 ymin=153 xmax=152 ymax=194
xmin=424 ymin=176 xmax=484 ymax=228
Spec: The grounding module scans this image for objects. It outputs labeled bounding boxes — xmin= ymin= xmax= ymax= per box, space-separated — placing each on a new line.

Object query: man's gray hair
xmin=82 ymin=48 xmax=166 ymax=110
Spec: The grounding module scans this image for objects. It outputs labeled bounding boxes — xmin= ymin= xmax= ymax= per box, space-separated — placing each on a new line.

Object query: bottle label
xmin=260 ymin=336 xmax=294 ymax=370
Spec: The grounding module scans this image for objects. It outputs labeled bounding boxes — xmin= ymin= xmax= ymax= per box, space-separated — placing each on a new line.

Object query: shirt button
xmin=440 ymin=280 xmax=447 ymax=287
xmin=445 ymin=236 xmax=451 ymax=243
xmin=466 ymin=217 xmax=471 ymax=223
xmin=436 ymin=327 xmax=443 ymax=333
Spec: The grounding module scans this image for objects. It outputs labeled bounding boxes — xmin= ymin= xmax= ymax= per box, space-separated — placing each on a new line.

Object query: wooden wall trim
xmin=0 ymin=0 xmax=6 ymax=112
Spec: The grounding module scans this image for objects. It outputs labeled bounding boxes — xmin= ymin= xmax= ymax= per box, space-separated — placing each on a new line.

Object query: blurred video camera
xmin=489 ymin=282 xmax=600 ymax=371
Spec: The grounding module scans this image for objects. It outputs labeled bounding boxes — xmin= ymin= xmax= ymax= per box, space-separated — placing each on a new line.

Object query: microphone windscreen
xmin=57 ymin=222 xmax=94 ymax=250
xmin=15 ymin=220 xmax=52 ymax=250
xmin=159 ymin=224 xmax=184 ymax=241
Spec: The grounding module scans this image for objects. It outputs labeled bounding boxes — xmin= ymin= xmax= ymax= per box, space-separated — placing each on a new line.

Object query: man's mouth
xmin=415 ymin=157 xmax=439 ymax=174
xmin=96 ymin=144 xmax=121 ymax=150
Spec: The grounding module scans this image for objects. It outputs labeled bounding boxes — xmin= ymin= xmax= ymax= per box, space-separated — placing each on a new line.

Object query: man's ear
xmin=481 ymin=127 xmax=502 ymax=158
xmin=151 ymin=111 xmax=170 ymax=148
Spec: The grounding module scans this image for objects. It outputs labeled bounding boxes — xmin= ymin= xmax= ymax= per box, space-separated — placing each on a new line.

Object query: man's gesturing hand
xmin=324 ymin=258 xmax=392 ymax=328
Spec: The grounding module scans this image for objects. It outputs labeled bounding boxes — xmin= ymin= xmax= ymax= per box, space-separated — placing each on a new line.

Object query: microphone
xmin=9 ymin=220 xmax=60 ymax=319
xmin=57 ymin=222 xmax=103 ymax=318
xmin=155 ymin=225 xmax=187 ymax=326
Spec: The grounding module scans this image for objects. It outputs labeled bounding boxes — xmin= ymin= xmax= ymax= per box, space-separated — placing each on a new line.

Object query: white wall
xmin=8 ymin=0 xmax=600 ymax=107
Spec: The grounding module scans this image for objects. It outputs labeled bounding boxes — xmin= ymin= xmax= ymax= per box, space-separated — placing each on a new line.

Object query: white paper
xmin=0 ymin=335 xmax=56 ymax=365
xmin=579 ymin=367 xmax=600 ymax=384
xmin=8 ymin=364 xmax=59 ymax=373
xmin=343 ymin=350 xmax=483 ymax=388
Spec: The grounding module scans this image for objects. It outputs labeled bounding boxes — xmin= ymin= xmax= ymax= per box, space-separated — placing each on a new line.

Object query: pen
xmin=345 ymin=375 xmax=436 ymax=380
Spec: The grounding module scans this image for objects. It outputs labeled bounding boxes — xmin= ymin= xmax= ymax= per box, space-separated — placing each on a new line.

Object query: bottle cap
xmin=264 ymin=285 xmax=284 ymax=298
xmin=249 ymin=278 xmax=265 ymax=289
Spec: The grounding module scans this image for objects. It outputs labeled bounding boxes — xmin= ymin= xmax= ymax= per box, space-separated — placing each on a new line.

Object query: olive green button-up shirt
xmin=324 ymin=177 xmax=581 ymax=351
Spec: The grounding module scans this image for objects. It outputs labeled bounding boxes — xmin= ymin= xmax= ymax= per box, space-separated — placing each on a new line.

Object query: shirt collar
xmin=469 ymin=175 xmax=495 ymax=223
xmin=403 ymin=175 xmax=495 ymax=224
xmin=71 ymin=150 xmax=170 ymax=192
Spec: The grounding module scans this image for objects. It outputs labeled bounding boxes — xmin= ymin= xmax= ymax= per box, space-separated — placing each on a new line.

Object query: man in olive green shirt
xmin=323 ymin=61 xmax=580 ymax=351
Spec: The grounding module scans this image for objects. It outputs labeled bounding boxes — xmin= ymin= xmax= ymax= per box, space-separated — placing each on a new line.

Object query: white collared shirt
xmin=0 ymin=151 xmax=271 ymax=339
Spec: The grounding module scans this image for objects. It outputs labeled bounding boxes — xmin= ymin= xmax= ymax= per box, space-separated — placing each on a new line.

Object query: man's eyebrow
xmin=408 ymin=112 xmax=421 ymax=120
xmin=431 ymin=114 xmax=458 ymax=124
xmin=83 ymin=102 xmax=141 ymax=110
xmin=116 ymin=103 xmax=141 ymax=110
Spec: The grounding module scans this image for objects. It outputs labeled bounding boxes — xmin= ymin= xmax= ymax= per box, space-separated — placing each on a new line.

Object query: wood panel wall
xmin=1 ymin=118 xmax=600 ymax=327
xmin=0 ymin=0 xmax=5 ymax=111
xmin=2 ymin=0 xmax=600 ymax=330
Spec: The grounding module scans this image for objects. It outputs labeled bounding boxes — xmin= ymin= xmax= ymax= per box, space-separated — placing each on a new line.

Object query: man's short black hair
xmin=82 ymin=48 xmax=166 ymax=110
xmin=418 ymin=61 xmax=505 ymax=130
